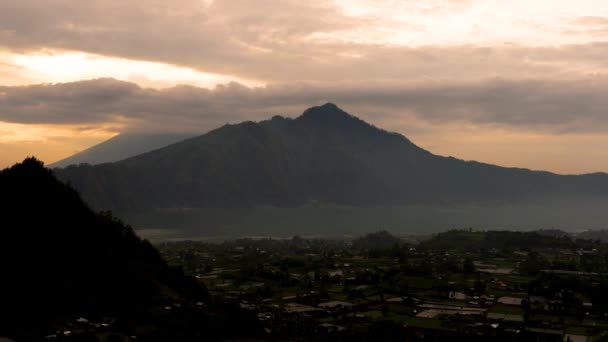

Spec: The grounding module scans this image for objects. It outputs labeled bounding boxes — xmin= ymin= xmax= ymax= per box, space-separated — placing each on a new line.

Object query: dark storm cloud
xmin=1 ymin=77 xmax=608 ymax=134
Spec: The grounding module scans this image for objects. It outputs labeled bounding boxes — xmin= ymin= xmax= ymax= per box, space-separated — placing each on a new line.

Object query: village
xmin=158 ymin=230 xmax=608 ymax=341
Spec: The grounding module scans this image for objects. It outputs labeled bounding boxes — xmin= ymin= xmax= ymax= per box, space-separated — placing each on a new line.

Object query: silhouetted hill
xmin=577 ymin=229 xmax=608 ymax=242
xmin=55 ymin=103 xmax=608 ymax=213
xmin=0 ymin=158 xmax=207 ymax=339
xmin=353 ymin=231 xmax=403 ymax=250
xmin=420 ymin=229 xmax=578 ymax=251
xmin=49 ymin=132 xmax=193 ymax=168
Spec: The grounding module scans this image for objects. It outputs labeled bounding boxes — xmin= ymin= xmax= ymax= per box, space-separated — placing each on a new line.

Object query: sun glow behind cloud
xmin=329 ymin=0 xmax=608 ymax=46
xmin=2 ymin=50 xmax=263 ymax=89
xmin=0 ymin=121 xmax=118 ymax=168
xmin=1 ymin=0 xmax=608 ymax=172
xmin=0 ymin=121 xmax=116 ymax=144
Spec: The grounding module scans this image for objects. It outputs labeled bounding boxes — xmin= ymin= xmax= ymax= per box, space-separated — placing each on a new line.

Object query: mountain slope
xmin=49 ymin=132 xmax=193 ymax=168
xmin=55 ymin=103 xmax=608 ymax=213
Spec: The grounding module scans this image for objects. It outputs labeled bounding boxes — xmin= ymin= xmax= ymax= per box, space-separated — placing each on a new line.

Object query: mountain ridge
xmin=55 ymin=103 xmax=608 ymax=214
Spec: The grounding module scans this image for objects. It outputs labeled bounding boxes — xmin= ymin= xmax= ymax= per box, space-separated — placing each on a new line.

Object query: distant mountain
xmin=49 ymin=132 xmax=193 ymax=168
xmin=0 ymin=158 xmax=207 ymax=339
xmin=55 ymin=103 xmax=608 ymax=214
xmin=577 ymin=229 xmax=608 ymax=242
xmin=420 ymin=229 xmax=578 ymax=251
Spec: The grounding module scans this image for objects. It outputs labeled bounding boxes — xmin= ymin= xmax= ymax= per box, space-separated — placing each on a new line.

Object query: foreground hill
xmin=55 ymin=103 xmax=608 ymax=214
xmin=49 ymin=132 xmax=193 ymax=168
xmin=0 ymin=158 xmax=211 ymax=339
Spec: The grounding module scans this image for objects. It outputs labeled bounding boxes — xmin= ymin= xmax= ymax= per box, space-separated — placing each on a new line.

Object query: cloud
xmin=1 ymin=0 xmax=608 ymax=84
xmin=2 ymin=77 xmax=608 ymax=135
xmin=575 ymin=16 xmax=608 ymax=26
xmin=0 ymin=0 xmax=358 ymax=81
xmin=3 ymin=0 xmax=608 ymax=173
xmin=567 ymin=16 xmax=608 ymax=37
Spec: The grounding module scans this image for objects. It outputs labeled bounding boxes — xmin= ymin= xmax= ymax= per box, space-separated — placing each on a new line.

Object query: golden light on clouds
xmin=0 ymin=121 xmax=116 ymax=143
xmin=2 ymin=50 xmax=263 ymax=89
xmin=0 ymin=121 xmax=117 ymax=168
xmin=330 ymin=0 xmax=608 ymax=46
xmin=1 ymin=0 xmax=608 ymax=173
xmin=367 ymin=110 xmax=608 ymax=175
xmin=411 ymin=127 xmax=608 ymax=175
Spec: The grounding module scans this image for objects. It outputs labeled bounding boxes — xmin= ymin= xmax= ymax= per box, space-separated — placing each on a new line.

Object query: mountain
xmin=0 ymin=158 xmax=209 ymax=339
xmin=49 ymin=132 xmax=193 ymax=168
xmin=55 ymin=103 xmax=608 ymax=213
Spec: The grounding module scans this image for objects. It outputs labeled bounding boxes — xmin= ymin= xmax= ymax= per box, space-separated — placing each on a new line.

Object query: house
xmin=497 ymin=297 xmax=524 ymax=306
xmin=449 ymin=291 xmax=468 ymax=300
xmin=318 ymin=301 xmax=354 ymax=309
xmin=285 ymin=303 xmax=323 ymax=314
xmin=328 ymin=270 xmax=344 ymax=278
xmin=318 ymin=323 xmax=345 ymax=333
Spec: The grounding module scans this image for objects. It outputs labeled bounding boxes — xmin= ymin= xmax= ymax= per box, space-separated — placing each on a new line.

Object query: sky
xmin=1 ymin=0 xmax=608 ymax=173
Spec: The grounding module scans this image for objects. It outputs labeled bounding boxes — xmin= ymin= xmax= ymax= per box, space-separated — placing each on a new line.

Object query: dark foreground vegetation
xmin=0 ymin=159 xmax=261 ymax=341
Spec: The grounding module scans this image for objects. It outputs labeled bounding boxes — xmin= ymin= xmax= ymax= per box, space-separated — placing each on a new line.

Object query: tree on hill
xmin=353 ymin=230 xmax=403 ymax=250
xmin=463 ymin=257 xmax=476 ymax=273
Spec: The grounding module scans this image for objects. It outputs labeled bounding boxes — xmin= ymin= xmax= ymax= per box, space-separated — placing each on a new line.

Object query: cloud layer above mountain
xmin=1 ymin=0 xmax=608 ymax=172
xmin=2 ymin=0 xmax=608 ymax=83
xmin=2 ymin=77 xmax=608 ymax=134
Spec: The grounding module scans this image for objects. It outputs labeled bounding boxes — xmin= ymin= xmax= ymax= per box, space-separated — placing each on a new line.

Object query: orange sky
xmin=2 ymin=0 xmax=608 ymax=173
